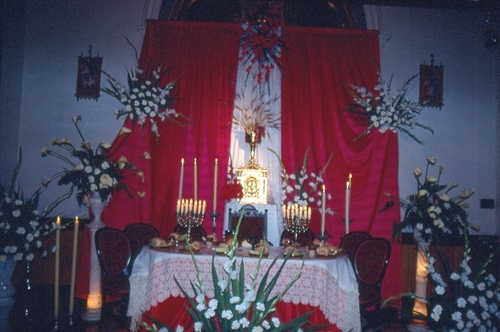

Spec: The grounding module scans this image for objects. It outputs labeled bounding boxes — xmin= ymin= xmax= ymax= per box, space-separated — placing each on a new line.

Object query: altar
xmin=127 ymin=245 xmax=361 ymax=332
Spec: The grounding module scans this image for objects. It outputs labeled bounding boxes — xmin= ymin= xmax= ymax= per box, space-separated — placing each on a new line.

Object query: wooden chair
xmin=340 ymin=231 xmax=372 ymax=262
xmin=354 ymin=237 xmax=392 ymax=312
xmin=94 ymin=227 xmax=132 ymax=329
xmin=124 ymin=223 xmax=160 ymax=273
xmin=229 ymin=204 xmax=267 ymax=243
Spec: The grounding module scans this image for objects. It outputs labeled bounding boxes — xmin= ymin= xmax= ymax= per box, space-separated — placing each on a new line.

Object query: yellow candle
xmin=69 ymin=216 xmax=79 ymax=313
xmin=194 ymin=158 xmax=198 ymax=201
xmin=54 ymin=216 xmax=61 ymax=317
xmin=213 ymin=158 xmax=218 ymax=211
xmin=321 ymin=185 xmax=326 ymax=234
xmin=178 ymin=158 xmax=185 ymax=200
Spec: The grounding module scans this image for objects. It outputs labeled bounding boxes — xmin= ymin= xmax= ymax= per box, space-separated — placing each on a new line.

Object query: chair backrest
xmin=354 ymin=237 xmax=391 ymax=310
xmin=229 ymin=204 xmax=267 ymax=242
xmin=280 ymin=228 xmax=315 ymax=246
xmin=124 ymin=222 xmax=160 ymax=259
xmin=95 ymin=227 xmax=132 ymax=277
xmin=340 ymin=231 xmax=372 ymax=261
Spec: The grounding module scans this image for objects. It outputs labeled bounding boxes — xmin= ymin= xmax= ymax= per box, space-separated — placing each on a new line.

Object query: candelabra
xmin=283 ymin=204 xmax=311 ymax=246
xmin=176 ymin=199 xmax=206 ymax=242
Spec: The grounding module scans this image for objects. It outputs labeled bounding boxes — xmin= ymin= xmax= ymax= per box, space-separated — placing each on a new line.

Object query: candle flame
xmin=181 ymin=158 xmax=184 ymax=165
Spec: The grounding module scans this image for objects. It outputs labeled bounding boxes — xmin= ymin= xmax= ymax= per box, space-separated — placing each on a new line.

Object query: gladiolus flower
xmin=99 ymin=142 xmax=112 ymax=149
xmin=143 ymin=151 xmax=151 ymax=159
xmin=137 ymin=171 xmax=144 ymax=182
xmin=73 ymin=164 xmax=84 ymax=171
xmin=137 ymin=191 xmax=146 ymax=198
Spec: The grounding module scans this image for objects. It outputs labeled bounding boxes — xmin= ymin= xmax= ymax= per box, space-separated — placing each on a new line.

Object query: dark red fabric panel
xmin=280 ymin=26 xmax=402 ymax=299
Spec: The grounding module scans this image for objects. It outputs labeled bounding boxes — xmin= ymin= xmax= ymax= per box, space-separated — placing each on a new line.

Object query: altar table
xmin=128 ymin=246 xmax=361 ymax=332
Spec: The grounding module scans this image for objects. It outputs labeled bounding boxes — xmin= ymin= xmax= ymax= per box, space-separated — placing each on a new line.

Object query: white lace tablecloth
xmin=128 ymin=246 xmax=361 ymax=332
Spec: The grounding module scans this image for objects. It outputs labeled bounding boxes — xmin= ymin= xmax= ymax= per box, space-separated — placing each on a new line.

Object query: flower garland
xmin=270 ymin=148 xmax=334 ymax=213
xmin=102 ymin=64 xmax=189 ymax=140
xmin=41 ymin=116 xmax=144 ymax=206
xmin=1 ymin=148 xmax=71 ymax=262
xmin=346 ymin=73 xmax=433 ymax=144
xmin=239 ymin=0 xmax=285 ymax=88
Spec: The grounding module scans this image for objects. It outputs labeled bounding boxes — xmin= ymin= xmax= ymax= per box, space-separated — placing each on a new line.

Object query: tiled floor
xmin=6 ymin=284 xmax=127 ymax=332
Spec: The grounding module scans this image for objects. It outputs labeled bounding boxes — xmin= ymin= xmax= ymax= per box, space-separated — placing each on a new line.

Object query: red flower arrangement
xmin=219 ymin=157 xmax=243 ymax=201
xmin=240 ymin=0 xmax=285 ymax=86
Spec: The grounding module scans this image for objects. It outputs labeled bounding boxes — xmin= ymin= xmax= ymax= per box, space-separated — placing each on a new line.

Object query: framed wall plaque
xmin=75 ymin=46 xmax=102 ymax=101
xmin=419 ymin=56 xmax=444 ymax=109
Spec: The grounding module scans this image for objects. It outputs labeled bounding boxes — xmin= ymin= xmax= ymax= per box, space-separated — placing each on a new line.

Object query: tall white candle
xmin=194 ymin=158 xmax=198 ymax=201
xmin=345 ymin=174 xmax=352 ymax=234
xmin=69 ymin=216 xmax=79 ymax=314
xmin=213 ymin=158 xmax=218 ymax=211
xmin=178 ymin=158 xmax=185 ymax=200
xmin=54 ymin=216 xmax=61 ymax=317
xmin=321 ymin=185 xmax=326 ymax=235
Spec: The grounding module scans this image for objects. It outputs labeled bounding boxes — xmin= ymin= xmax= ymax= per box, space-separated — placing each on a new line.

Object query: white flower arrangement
xmin=1 ymin=148 xmax=71 ymax=262
xmin=346 ymin=73 xmax=433 ymax=144
xmin=382 ymin=157 xmax=477 ymax=244
xmin=270 ymin=148 xmax=334 ymax=214
xmin=138 ymin=214 xmax=325 ymax=332
xmin=102 ymin=64 xmax=189 ymax=139
xmin=41 ymin=116 xmax=144 ymax=206
xmin=421 ymin=234 xmax=500 ymax=331
xmin=382 ymin=157 xmax=499 ymax=330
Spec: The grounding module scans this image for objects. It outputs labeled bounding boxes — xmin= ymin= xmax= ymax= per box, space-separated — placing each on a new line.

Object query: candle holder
xmin=176 ymin=199 xmax=206 ymax=242
xmin=210 ymin=210 xmax=220 ymax=235
xmin=283 ymin=205 xmax=311 ymax=247
xmin=317 ymin=233 xmax=329 ymax=243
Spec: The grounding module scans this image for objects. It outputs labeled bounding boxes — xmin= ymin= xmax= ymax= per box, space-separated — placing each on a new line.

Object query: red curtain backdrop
xmin=78 ymin=20 xmax=402 ymax=306
xmin=281 ymin=26 xmax=401 ymax=299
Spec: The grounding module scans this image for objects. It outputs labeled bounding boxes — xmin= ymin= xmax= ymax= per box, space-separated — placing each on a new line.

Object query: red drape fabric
xmin=103 ymin=20 xmax=240 ymax=237
xmin=281 ymin=26 xmax=401 ymax=299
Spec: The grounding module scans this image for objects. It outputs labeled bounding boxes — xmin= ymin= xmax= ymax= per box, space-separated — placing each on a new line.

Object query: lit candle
xmin=321 ymin=185 xmax=326 ymax=235
xmin=69 ymin=216 xmax=79 ymax=314
xmin=202 ymin=200 xmax=206 ymax=214
xmin=54 ymin=216 xmax=61 ymax=318
xmin=194 ymin=158 xmax=198 ymax=201
xmin=345 ymin=174 xmax=352 ymax=234
xmin=213 ymin=158 xmax=218 ymax=211
xmin=178 ymin=158 xmax=185 ymax=200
